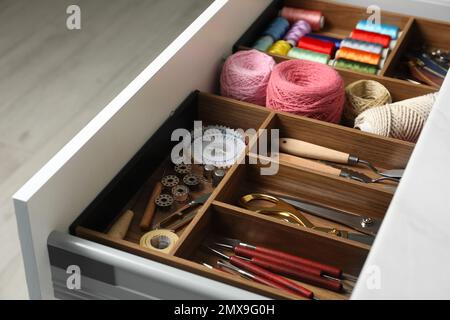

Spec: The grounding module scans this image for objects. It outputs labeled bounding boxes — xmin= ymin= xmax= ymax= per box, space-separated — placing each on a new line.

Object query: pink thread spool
xmin=220 ymin=50 xmax=276 ymax=106
xmin=266 ymin=59 xmax=345 ymax=123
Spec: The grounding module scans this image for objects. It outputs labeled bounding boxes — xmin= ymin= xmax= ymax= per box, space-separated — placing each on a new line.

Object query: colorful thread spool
xmin=335 ymin=47 xmax=383 ymax=67
xmin=262 ymin=17 xmax=290 ymax=41
xmin=266 ymin=59 xmax=345 ymax=123
xmin=280 ymin=6 xmax=324 ymax=31
xmin=334 ymin=59 xmax=378 ymax=75
xmin=284 ymin=20 xmax=311 ymax=46
xmin=267 ymin=40 xmax=292 ymax=56
xmin=350 ymin=29 xmax=392 ymax=48
xmin=252 ymin=35 xmax=274 ymax=51
xmin=340 ymin=38 xmax=388 ymax=58
xmin=298 ymin=36 xmax=335 ymax=57
xmin=356 ymin=20 xmax=399 ymax=40
xmin=305 ymin=33 xmax=342 ymax=49
xmin=220 ymin=50 xmax=276 ymax=106
xmin=287 ymin=47 xmax=330 ymax=64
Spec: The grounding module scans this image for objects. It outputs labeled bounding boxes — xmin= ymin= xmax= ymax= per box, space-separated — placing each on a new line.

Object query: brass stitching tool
xmin=239 ymin=194 xmax=375 ymax=245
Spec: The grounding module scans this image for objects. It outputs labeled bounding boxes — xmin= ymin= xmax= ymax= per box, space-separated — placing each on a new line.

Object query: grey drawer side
xmin=48 ymin=231 xmax=267 ymax=300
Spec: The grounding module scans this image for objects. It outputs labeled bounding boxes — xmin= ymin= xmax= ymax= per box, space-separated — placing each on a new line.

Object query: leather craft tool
xmin=240 ymin=194 xmax=374 ymax=245
xmin=171 ymin=185 xmax=190 ymax=203
xmin=183 ymin=174 xmax=201 ymax=191
xmin=280 ymin=137 xmax=404 ymax=179
xmin=107 ymin=210 xmax=134 ymax=239
xmin=155 ymin=194 xmax=174 ymax=211
xmin=154 ymin=193 xmax=211 ymax=230
xmin=216 ymin=238 xmax=357 ymax=282
xmin=206 ymin=246 xmax=316 ymax=299
xmin=139 ymin=182 xmax=163 ymax=231
xmin=140 ymin=229 xmax=178 ymax=254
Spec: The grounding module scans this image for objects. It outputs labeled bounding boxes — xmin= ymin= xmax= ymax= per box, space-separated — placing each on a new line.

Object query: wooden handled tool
xmin=107 ymin=210 xmax=134 ymax=239
xmin=280 ymin=138 xmax=351 ymax=164
xmin=139 ymin=182 xmax=162 ymax=231
xmin=278 ymin=153 xmax=342 ymax=176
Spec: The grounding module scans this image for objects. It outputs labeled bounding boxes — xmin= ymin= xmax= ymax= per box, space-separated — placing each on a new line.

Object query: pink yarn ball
xmin=220 ymin=50 xmax=276 ymax=106
xmin=266 ymin=59 xmax=345 ymax=123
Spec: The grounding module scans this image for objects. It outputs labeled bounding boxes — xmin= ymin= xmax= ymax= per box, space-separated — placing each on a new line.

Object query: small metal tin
xmin=203 ymin=164 xmax=215 ymax=181
xmin=212 ymin=169 xmax=225 ymax=187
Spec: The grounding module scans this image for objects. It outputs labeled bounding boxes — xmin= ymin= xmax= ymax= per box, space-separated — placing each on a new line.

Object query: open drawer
xmin=13 ymin=0 xmax=450 ymax=300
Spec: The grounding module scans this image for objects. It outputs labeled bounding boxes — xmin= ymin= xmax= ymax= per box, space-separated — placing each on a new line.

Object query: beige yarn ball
xmin=354 ymin=92 xmax=438 ymax=142
xmin=344 ymin=80 xmax=392 ymax=123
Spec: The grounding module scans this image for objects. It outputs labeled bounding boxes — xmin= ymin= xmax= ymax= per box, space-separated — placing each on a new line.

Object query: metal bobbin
xmin=171 ymin=185 xmax=190 ymax=203
xmin=154 ymin=194 xmax=174 ymax=211
xmin=183 ymin=174 xmax=201 ymax=191
xmin=174 ymin=164 xmax=192 ymax=177
xmin=161 ymin=175 xmax=179 ymax=190
xmin=203 ymin=164 xmax=215 ymax=182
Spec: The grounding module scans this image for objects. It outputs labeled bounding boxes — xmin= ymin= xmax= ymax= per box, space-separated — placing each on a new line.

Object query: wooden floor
xmin=0 ymin=0 xmax=212 ymax=299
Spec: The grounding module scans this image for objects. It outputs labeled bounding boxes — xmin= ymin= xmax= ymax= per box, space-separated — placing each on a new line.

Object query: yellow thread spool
xmin=140 ymin=229 xmax=179 ymax=254
xmin=267 ymin=40 xmax=292 ymax=56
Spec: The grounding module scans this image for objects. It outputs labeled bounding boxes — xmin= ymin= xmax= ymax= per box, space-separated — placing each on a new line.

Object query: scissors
xmin=239 ymin=193 xmax=374 ymax=245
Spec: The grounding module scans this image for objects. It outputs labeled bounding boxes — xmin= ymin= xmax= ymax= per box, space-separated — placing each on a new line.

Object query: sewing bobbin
xmin=183 ymin=174 xmax=201 ymax=191
xmin=140 ymin=229 xmax=179 ymax=254
xmin=155 ymin=194 xmax=174 ymax=211
xmin=171 ymin=185 xmax=190 ymax=203
xmin=161 ymin=175 xmax=179 ymax=191
xmin=174 ymin=164 xmax=192 ymax=177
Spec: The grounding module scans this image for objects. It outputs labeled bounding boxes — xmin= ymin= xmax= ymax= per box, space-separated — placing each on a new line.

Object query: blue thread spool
xmin=341 ymin=38 xmax=389 ymax=58
xmin=262 ymin=17 xmax=290 ymax=41
xmin=252 ymin=36 xmax=274 ymax=51
xmin=305 ymin=33 xmax=342 ymax=49
xmin=356 ymin=20 xmax=399 ymax=40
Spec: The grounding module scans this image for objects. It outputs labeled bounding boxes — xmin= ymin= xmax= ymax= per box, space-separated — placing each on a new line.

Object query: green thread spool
xmin=287 ymin=47 xmax=330 ymax=64
xmin=334 ymin=59 xmax=378 ymax=75
xmin=252 ymin=36 xmax=274 ymax=52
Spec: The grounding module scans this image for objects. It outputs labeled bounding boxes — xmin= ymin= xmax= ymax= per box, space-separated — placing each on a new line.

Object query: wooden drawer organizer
xmin=72 ymin=87 xmax=417 ymax=300
xmin=234 ymin=0 xmax=449 ymax=89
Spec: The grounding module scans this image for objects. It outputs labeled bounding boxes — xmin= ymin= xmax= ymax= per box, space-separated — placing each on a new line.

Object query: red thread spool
xmin=297 ymin=36 xmax=335 ymax=57
xmin=281 ymin=6 xmax=324 ymax=31
xmin=336 ymin=47 xmax=382 ymax=66
xmin=350 ymin=29 xmax=391 ymax=48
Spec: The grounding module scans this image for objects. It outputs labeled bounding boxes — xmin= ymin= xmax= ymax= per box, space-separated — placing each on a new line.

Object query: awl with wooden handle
xmin=139 ymin=182 xmax=162 ymax=231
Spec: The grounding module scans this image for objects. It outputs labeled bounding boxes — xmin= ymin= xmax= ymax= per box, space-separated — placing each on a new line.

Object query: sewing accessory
xmin=203 ymin=164 xmax=215 ymax=181
xmin=212 ymin=169 xmax=226 ymax=187
xmin=350 ymin=29 xmax=392 ymax=48
xmin=140 ymin=229 xmax=179 ymax=254
xmin=356 ymin=20 xmax=400 ymax=40
xmin=262 ymin=16 xmax=290 ymax=40
xmin=155 ymin=194 xmax=174 ymax=211
xmin=280 ymin=6 xmax=324 ymax=31
xmin=139 ymin=182 xmax=163 ymax=231
xmin=287 ymin=47 xmax=330 ymax=64
xmin=171 ymin=185 xmax=190 ymax=203
xmin=279 ymin=137 xmax=404 ymax=178
xmin=154 ymin=193 xmax=211 ymax=231
xmin=305 ymin=33 xmax=342 ymax=49
xmin=182 ymin=174 xmax=201 ymax=191
xmin=190 ymin=125 xmax=246 ymax=168
xmin=283 ymin=20 xmax=311 ymax=46
xmin=297 ymin=36 xmax=335 ymax=56
xmin=252 ymin=35 xmax=274 ymax=51
xmin=174 ymin=163 xmax=192 ymax=177
xmin=340 ymin=38 xmax=387 ymax=57
xmin=213 ymin=243 xmax=344 ymax=293
xmin=408 ymin=60 xmax=444 ymax=88
xmin=205 ymin=246 xmax=315 ymax=299
xmin=220 ymin=49 xmax=276 ymax=106
xmin=106 ymin=210 xmax=134 ymax=239
xmin=267 ymin=40 xmax=292 ymax=56
xmin=344 ymin=80 xmax=392 ymax=122
xmin=161 ymin=175 xmax=179 ymax=189
xmin=335 ymin=47 xmax=384 ymax=67
xmin=266 ymin=59 xmax=345 ymax=123
xmin=355 ymin=92 xmax=439 ymax=143
xmin=240 ymin=194 xmax=374 ymax=245
xmin=334 ymin=59 xmax=378 ymax=74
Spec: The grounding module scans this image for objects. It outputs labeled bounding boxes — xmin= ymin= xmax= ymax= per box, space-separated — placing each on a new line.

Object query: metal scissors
xmin=239 ymin=193 xmax=375 ymax=245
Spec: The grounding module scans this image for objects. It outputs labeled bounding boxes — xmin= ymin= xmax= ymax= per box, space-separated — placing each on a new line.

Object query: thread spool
xmin=356 ymin=20 xmax=399 ymax=40
xmin=305 ymin=33 xmax=342 ymax=49
xmin=344 ymin=80 xmax=392 ymax=122
xmin=266 ymin=59 xmax=345 ymax=123
xmin=280 ymin=6 xmax=325 ymax=31
xmin=262 ymin=17 xmax=290 ymax=40
xmin=335 ymin=47 xmax=384 ymax=67
xmin=155 ymin=194 xmax=174 ymax=211
xmin=220 ymin=50 xmax=276 ymax=106
xmin=287 ymin=47 xmax=330 ymax=64
xmin=340 ymin=38 xmax=388 ymax=58
xmin=334 ymin=59 xmax=378 ymax=75
xmin=267 ymin=40 xmax=292 ymax=56
xmin=354 ymin=92 xmax=438 ymax=142
xmin=350 ymin=29 xmax=391 ymax=48
xmin=140 ymin=230 xmax=179 ymax=254
xmin=284 ymin=20 xmax=311 ymax=46
xmin=252 ymin=35 xmax=274 ymax=51
xmin=107 ymin=210 xmax=134 ymax=239
xmin=171 ymin=185 xmax=190 ymax=203
xmin=298 ymin=36 xmax=335 ymax=57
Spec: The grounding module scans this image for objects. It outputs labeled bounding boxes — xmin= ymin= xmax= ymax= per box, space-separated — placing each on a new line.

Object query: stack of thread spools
xmin=252 ymin=6 xmax=401 ymax=75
